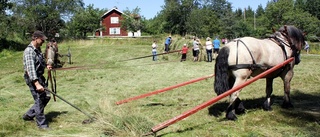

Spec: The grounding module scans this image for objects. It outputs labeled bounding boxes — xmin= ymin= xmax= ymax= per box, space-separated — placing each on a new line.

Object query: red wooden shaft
xmin=116 ymin=74 xmax=215 ymax=105
xmin=151 ymin=57 xmax=294 ymax=133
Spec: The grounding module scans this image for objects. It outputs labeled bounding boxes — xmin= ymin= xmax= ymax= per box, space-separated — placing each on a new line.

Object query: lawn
xmin=0 ymin=37 xmax=319 ymax=137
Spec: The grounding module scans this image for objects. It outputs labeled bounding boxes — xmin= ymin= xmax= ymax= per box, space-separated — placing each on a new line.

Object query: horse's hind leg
xmin=281 ymin=70 xmax=294 ymax=109
xmin=226 ymin=73 xmax=248 ymax=120
xmin=263 ymin=78 xmax=274 ymax=111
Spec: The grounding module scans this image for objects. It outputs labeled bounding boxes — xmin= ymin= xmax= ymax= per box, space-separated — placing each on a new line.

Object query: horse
xmin=44 ymin=39 xmax=61 ymax=101
xmin=214 ymin=25 xmax=305 ymax=120
xmin=45 ymin=39 xmax=63 ymax=68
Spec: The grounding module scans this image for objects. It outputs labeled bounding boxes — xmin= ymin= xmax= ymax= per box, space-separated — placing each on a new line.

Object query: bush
xmin=0 ymin=38 xmax=27 ymax=52
xmin=307 ymin=35 xmax=320 ymax=42
xmin=309 ymin=42 xmax=320 ymax=54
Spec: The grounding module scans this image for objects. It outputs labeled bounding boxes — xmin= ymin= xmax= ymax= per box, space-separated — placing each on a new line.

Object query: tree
xmin=186 ymin=8 xmax=218 ymax=37
xmin=0 ymin=0 xmax=13 ymax=38
xmin=256 ymin=4 xmax=265 ymax=17
xmin=283 ymin=8 xmax=320 ymax=36
xmin=263 ymin=0 xmax=319 ymax=39
xmin=10 ymin=0 xmax=84 ymax=38
xmin=66 ymin=4 xmax=102 ymax=38
xmin=264 ymin=0 xmax=294 ymax=28
xmin=303 ymin=0 xmax=320 ymax=20
xmin=144 ymin=12 xmax=166 ymax=35
xmin=121 ymin=7 xmax=145 ymax=37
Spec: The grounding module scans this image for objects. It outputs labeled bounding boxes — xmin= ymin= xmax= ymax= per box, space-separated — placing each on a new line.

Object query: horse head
xmin=278 ymin=25 xmax=306 ymax=64
xmin=46 ymin=43 xmax=55 ymax=66
xmin=278 ymin=25 xmax=305 ymax=51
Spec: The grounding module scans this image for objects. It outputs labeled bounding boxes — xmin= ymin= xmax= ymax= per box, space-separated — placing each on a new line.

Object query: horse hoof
xmin=226 ymin=111 xmax=237 ymax=121
xmin=263 ymin=101 xmax=272 ymax=111
xmin=281 ymin=102 xmax=294 ymax=109
xmin=235 ymin=102 xmax=246 ymax=115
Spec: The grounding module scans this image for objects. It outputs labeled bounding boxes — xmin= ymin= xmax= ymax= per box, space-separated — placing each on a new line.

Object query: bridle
xmin=269 ymin=26 xmax=301 ymax=65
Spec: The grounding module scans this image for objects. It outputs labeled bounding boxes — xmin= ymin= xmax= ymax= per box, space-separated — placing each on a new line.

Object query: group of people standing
xmin=151 ymin=35 xmax=225 ymax=62
xmin=193 ymin=36 xmax=221 ymax=62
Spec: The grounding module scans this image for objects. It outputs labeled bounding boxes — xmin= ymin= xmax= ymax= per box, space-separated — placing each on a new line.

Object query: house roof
xmin=101 ymin=7 xmax=125 ymax=18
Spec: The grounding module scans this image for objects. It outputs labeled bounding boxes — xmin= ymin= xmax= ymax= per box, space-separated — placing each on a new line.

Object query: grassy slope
xmin=0 ymin=38 xmax=319 ymax=137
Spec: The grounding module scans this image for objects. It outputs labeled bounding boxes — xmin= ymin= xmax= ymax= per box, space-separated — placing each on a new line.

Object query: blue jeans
xmin=206 ymin=49 xmax=212 ymax=62
xmin=152 ymin=51 xmax=157 ymax=61
xmin=165 ymin=44 xmax=169 ymax=52
xmin=24 ymin=75 xmax=51 ymax=128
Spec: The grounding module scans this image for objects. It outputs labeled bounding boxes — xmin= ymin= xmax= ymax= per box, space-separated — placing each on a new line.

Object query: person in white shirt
xmin=193 ymin=38 xmax=200 ymax=62
xmin=205 ymin=37 xmax=213 ymax=62
xmin=152 ymin=41 xmax=158 ymax=61
xmin=304 ymin=41 xmax=310 ymax=54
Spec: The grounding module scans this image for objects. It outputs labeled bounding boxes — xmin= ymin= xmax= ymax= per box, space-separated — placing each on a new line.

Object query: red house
xmin=96 ymin=7 xmax=141 ymax=37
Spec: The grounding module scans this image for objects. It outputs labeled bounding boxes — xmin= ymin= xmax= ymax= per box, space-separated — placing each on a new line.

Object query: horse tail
xmin=214 ymin=47 xmax=230 ymax=95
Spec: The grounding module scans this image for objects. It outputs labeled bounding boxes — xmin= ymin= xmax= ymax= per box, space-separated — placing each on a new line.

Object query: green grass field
xmin=0 ymin=38 xmax=319 ymax=137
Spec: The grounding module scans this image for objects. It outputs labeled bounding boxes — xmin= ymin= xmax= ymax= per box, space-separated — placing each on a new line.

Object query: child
xmin=181 ymin=44 xmax=188 ymax=62
xmin=151 ymin=41 xmax=158 ymax=61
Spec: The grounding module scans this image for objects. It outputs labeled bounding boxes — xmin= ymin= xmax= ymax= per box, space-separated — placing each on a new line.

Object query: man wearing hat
xmin=22 ymin=30 xmax=52 ymax=130
xmin=164 ymin=35 xmax=172 ymax=53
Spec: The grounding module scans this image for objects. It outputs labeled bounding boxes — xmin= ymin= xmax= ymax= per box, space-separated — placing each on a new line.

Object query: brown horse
xmin=45 ymin=39 xmax=63 ymax=68
xmin=214 ymin=25 xmax=305 ymax=120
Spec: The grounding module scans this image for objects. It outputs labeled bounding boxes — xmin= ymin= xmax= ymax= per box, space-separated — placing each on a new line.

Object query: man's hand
xmin=34 ymin=81 xmax=44 ymax=92
xmin=47 ymin=65 xmax=53 ymax=70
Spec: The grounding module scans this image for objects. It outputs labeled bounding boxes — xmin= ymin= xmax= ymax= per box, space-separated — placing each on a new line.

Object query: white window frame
xmin=109 ymin=27 xmax=120 ymax=35
xmin=110 ymin=17 xmax=119 ymax=24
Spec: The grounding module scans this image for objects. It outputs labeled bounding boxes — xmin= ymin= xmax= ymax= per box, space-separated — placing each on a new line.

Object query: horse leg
xmin=263 ymin=78 xmax=273 ymax=111
xmin=281 ymin=71 xmax=294 ymax=109
xmin=226 ymin=75 xmax=247 ymax=120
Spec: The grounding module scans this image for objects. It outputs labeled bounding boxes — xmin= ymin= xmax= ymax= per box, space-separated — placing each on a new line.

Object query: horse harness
xmin=228 ymin=31 xmax=296 ymax=71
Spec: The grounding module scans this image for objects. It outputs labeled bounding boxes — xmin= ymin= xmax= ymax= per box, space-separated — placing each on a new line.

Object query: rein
xmin=269 ymin=28 xmax=301 ymax=65
xmin=46 ymin=69 xmax=57 ymax=101
xmin=269 ymin=36 xmax=289 ymax=60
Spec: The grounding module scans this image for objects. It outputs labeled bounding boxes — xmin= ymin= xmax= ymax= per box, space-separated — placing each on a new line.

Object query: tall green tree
xmin=144 ymin=13 xmax=166 ymax=35
xmin=161 ymin=0 xmax=201 ymax=35
xmin=121 ymin=7 xmax=145 ymax=37
xmin=204 ymin=0 xmax=233 ymax=37
xmin=264 ymin=0 xmax=294 ymax=28
xmin=302 ymin=0 xmax=320 ymax=20
xmin=66 ymin=4 xmax=102 ymax=38
xmin=0 ymin=0 xmax=13 ymax=38
xmin=10 ymin=0 xmax=84 ymax=38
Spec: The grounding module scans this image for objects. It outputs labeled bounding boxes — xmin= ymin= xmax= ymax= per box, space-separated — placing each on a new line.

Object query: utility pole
xmin=243 ymin=8 xmax=246 ymax=21
xmin=254 ymin=11 xmax=256 ymax=30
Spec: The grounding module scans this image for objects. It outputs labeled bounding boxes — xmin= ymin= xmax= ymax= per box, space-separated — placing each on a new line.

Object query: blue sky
xmin=83 ymin=0 xmax=270 ymax=19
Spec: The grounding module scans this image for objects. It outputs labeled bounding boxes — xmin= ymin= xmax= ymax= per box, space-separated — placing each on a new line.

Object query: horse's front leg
xmin=281 ymin=70 xmax=294 ymax=109
xmin=263 ymin=78 xmax=273 ymax=111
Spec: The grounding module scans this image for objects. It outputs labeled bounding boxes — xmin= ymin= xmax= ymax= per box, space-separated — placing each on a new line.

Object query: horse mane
xmin=278 ymin=25 xmax=305 ymax=51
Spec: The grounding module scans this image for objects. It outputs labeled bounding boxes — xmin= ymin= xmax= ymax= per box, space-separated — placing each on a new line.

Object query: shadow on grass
xmin=281 ymin=90 xmax=320 ymax=124
xmin=156 ymin=90 xmax=319 ymax=136
xmin=46 ymin=111 xmax=68 ymax=122
xmin=157 ymin=121 xmax=215 ymax=137
xmin=207 ymin=96 xmax=266 ymax=117
xmin=208 ymin=90 xmax=320 ymax=121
